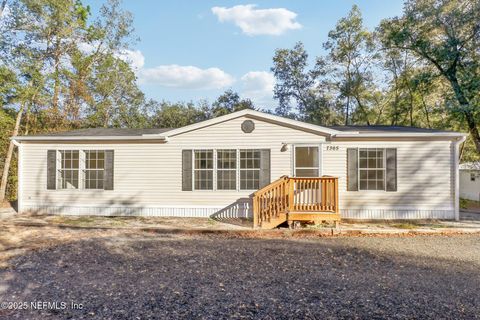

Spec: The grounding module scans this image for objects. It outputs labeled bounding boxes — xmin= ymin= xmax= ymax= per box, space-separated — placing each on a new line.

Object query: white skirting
xmin=22 ymin=204 xmax=455 ymax=220
xmin=22 ymin=203 xmax=252 ymax=218
xmin=340 ymin=208 xmax=455 ymax=220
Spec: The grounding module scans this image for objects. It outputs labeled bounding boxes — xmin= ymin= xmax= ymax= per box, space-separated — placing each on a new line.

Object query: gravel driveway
xmin=1 ymin=234 xmax=479 ymax=319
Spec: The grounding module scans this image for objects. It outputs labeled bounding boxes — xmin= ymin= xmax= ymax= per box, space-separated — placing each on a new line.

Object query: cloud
xmin=211 ymin=4 xmax=302 ymax=36
xmin=116 ymin=49 xmax=145 ymax=70
xmin=240 ymin=71 xmax=276 ymax=107
xmin=138 ymin=65 xmax=235 ymax=90
xmin=77 ymin=42 xmax=145 ymax=70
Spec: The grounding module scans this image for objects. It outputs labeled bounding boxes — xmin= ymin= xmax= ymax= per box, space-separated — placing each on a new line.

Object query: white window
xmin=58 ymin=150 xmax=79 ymax=189
xmin=294 ymin=146 xmax=320 ymax=177
xmin=194 ymin=150 xmax=214 ymax=190
xmin=359 ymin=148 xmax=385 ymax=191
xmin=84 ymin=150 xmax=105 ymax=189
xmin=217 ymin=149 xmax=237 ymax=190
xmin=240 ymin=149 xmax=260 ymax=190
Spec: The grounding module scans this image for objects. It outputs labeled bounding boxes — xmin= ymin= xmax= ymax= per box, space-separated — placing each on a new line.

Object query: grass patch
xmin=461 ymin=198 xmax=480 ymax=210
xmin=48 ymin=216 xmax=128 ymax=227
xmin=391 ymin=223 xmax=418 ymax=229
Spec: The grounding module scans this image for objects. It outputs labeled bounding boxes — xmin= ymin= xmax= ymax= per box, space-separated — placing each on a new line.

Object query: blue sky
xmin=86 ymin=0 xmax=405 ymax=109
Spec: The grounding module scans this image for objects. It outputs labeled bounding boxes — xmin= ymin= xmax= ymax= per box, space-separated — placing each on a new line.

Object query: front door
xmin=293 ymin=146 xmax=321 ymax=177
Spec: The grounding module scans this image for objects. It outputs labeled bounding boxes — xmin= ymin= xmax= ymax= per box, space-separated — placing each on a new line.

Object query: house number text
xmin=326 ymin=145 xmax=339 ymax=151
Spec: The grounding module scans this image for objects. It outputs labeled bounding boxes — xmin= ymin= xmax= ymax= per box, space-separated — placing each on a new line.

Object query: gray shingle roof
xmin=26 ymin=128 xmax=172 ymax=137
xmin=327 ymin=125 xmax=456 ymax=134
xmin=460 ymin=162 xmax=480 ymax=170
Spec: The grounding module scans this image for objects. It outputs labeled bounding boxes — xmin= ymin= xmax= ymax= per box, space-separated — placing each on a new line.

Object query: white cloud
xmin=138 ymin=65 xmax=235 ymax=90
xmin=116 ymin=49 xmax=145 ymax=70
xmin=211 ymin=4 xmax=302 ymax=36
xmin=240 ymin=71 xmax=276 ymax=107
xmin=77 ymin=42 xmax=145 ymax=70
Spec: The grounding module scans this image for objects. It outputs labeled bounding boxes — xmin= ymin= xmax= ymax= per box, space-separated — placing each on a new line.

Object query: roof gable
xmin=12 ymin=109 xmax=466 ymax=141
xmin=144 ymin=109 xmax=341 ymax=139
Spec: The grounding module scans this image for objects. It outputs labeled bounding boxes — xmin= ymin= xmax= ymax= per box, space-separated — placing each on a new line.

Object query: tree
xmin=380 ymin=0 xmax=480 ymax=153
xmin=0 ymin=0 xmax=142 ymax=201
xmin=83 ymin=54 xmax=147 ymax=128
xmin=271 ymin=42 xmax=315 ymax=118
xmin=211 ymin=90 xmax=254 ymax=117
xmin=151 ymin=101 xmax=210 ymax=128
xmin=324 ymin=5 xmax=377 ymax=125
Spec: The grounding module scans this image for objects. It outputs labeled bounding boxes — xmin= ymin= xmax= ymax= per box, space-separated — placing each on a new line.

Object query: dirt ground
xmin=2 ymin=212 xmax=480 ymax=268
xmin=0 ymin=213 xmax=479 ymax=319
xmin=0 ymin=232 xmax=479 ymax=319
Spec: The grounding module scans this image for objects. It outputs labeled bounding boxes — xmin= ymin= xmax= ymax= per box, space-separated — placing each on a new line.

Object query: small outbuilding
xmin=460 ymin=162 xmax=480 ymax=202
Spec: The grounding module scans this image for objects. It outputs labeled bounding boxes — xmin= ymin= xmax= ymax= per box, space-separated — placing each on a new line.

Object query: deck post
xmin=288 ymin=178 xmax=294 ymax=212
xmin=252 ymin=195 xmax=258 ymax=228
xmin=334 ymin=178 xmax=339 ymax=215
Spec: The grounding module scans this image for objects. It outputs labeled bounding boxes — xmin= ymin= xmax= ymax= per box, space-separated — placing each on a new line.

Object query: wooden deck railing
xmin=253 ymin=176 xmax=339 ymax=228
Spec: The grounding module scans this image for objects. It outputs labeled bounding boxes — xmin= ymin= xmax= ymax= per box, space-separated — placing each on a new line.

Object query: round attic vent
xmin=241 ymin=120 xmax=255 ymax=133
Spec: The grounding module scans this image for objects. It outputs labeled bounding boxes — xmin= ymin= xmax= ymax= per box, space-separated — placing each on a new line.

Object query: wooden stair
xmin=253 ymin=176 xmax=340 ymax=229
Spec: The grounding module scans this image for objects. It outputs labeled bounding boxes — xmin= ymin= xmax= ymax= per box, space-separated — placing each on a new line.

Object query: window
xmin=217 ymin=150 xmax=237 ymax=190
xmin=295 ymin=146 xmax=319 ymax=177
xmin=240 ymin=149 xmax=260 ymax=190
xmin=84 ymin=150 xmax=105 ymax=189
xmin=194 ymin=150 xmax=213 ymax=190
xmin=359 ymin=148 xmax=385 ymax=190
xmin=471 ymin=173 xmax=476 ymax=182
xmin=58 ymin=150 xmax=79 ymax=189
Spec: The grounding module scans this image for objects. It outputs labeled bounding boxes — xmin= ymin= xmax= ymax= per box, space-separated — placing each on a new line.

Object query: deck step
xmin=258 ymin=213 xmax=287 ymax=229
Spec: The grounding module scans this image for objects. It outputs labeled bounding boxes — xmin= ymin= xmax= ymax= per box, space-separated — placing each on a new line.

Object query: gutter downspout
xmin=453 ymin=136 xmax=467 ymax=221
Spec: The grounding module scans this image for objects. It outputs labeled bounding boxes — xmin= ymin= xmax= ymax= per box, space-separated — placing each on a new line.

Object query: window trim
xmin=84 ymin=150 xmax=106 ymax=190
xmin=54 ymin=149 xmax=111 ymax=191
xmin=57 ymin=150 xmax=80 ymax=190
xmin=192 ymin=149 xmax=215 ymax=191
xmin=358 ymin=148 xmax=387 ymax=192
xmin=216 ymin=149 xmax=238 ymax=191
xmin=189 ymin=148 xmax=266 ymax=192
xmin=239 ymin=149 xmax=262 ymax=191
xmin=292 ymin=144 xmax=323 ymax=177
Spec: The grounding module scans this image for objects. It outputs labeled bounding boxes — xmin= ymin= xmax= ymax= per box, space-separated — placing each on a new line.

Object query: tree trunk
xmin=0 ymin=103 xmax=24 ymax=202
xmin=448 ymin=76 xmax=480 ymax=153
xmin=0 ymin=0 xmax=7 ymax=17
xmin=345 ymin=95 xmax=350 ymax=126
xmin=420 ymin=95 xmax=431 ymax=128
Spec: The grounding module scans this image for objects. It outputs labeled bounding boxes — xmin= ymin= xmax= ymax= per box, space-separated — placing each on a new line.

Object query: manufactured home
xmin=12 ymin=109 xmax=466 ymax=228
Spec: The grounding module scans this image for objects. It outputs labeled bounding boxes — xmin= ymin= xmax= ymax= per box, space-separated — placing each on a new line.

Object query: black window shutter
xmin=104 ymin=150 xmax=114 ymax=190
xmin=47 ymin=150 xmax=56 ymax=190
xmin=259 ymin=149 xmax=271 ymax=188
xmin=182 ymin=150 xmax=193 ymax=191
xmin=386 ymin=148 xmax=397 ymax=192
xmin=347 ymin=148 xmax=358 ymax=191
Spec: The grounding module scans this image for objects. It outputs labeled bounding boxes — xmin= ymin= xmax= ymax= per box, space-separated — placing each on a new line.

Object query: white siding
xmin=19 ymin=115 xmax=455 ymax=219
xmin=322 ymin=140 xmax=455 ymax=219
xmin=20 ymin=116 xmax=323 ymax=217
xmin=460 ymin=170 xmax=480 ymax=201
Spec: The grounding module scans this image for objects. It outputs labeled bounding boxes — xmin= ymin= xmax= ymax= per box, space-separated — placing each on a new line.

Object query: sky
xmin=86 ymin=0 xmax=405 ymax=110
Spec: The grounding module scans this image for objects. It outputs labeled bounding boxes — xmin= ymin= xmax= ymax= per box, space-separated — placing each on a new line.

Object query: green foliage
xmin=151 ymin=101 xmax=210 ymax=128
xmin=211 ymin=89 xmax=254 ymax=117
xmin=324 ymin=5 xmax=377 ymax=125
xmin=379 ymin=0 xmax=480 ymax=152
xmin=1 ymin=0 xmax=480 ymax=201
xmin=271 ymin=1 xmax=479 ymax=158
xmin=0 ymin=108 xmax=16 ymax=200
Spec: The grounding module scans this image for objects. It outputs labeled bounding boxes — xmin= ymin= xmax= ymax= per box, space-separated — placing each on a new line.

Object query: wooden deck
xmin=253 ymin=176 xmax=340 ymax=229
